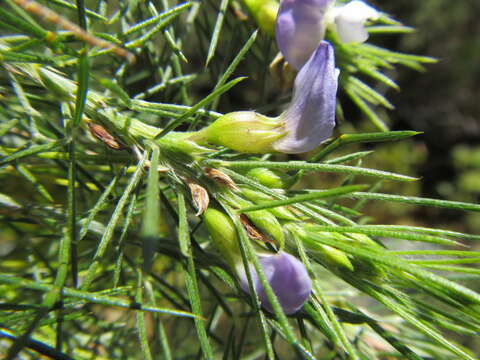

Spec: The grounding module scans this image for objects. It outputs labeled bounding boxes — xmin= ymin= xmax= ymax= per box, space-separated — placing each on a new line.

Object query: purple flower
xmin=273 ymin=41 xmax=338 ymax=154
xmin=276 ymin=0 xmax=334 ymax=70
xmin=238 ymin=251 xmax=312 ymax=314
xmin=276 ymin=0 xmax=380 ymax=70
xmin=190 ymin=21 xmax=338 ymax=154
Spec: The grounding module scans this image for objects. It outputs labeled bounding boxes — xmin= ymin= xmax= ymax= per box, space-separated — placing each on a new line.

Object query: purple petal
xmin=238 ymin=251 xmax=312 ymax=315
xmin=273 ymin=41 xmax=338 ymax=154
xmin=276 ymin=0 xmax=333 ymax=69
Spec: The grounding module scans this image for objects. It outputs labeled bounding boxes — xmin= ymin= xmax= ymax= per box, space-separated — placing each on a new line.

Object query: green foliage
xmin=0 ymin=0 xmax=479 ymax=359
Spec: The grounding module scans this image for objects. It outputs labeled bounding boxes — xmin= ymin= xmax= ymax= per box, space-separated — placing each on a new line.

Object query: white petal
xmin=334 ymin=0 xmax=380 ymax=43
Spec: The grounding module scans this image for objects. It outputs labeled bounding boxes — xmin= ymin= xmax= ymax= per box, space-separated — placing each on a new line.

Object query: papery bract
xmin=238 ymin=251 xmax=312 ymax=314
xmin=276 ymin=0 xmax=333 ymax=70
xmin=273 ymin=41 xmax=337 ymax=154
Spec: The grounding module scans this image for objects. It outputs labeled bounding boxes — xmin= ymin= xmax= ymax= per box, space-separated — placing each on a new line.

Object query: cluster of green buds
xmin=4 ymin=33 xmax=382 ymax=316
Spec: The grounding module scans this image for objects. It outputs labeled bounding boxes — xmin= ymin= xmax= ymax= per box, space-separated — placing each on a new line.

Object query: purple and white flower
xmin=276 ymin=0 xmax=380 ymax=69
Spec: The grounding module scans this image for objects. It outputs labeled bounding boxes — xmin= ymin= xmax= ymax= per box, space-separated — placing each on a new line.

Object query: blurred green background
xmin=347 ymin=0 xmax=480 ymax=234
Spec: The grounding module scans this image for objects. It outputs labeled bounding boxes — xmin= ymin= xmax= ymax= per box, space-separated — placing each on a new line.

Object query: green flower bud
xmin=245 ymin=168 xmax=295 ymax=189
xmin=191 ymin=111 xmax=285 ymax=154
xmin=203 ymin=208 xmax=241 ymax=269
xmin=241 ymin=188 xmax=297 ymax=221
xmin=242 ymin=0 xmax=279 ymax=35
xmin=222 ymin=192 xmax=286 ymax=248
xmin=158 ymin=132 xmax=213 ymax=157
xmin=290 ymin=226 xmax=354 ymax=272
xmin=316 ymin=244 xmax=355 ymax=272
xmin=245 ymin=209 xmax=285 ymax=249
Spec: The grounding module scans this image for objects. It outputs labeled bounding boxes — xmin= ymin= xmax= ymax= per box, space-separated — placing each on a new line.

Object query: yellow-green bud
xmin=221 ymin=192 xmax=286 ymax=248
xmin=242 ymin=0 xmax=279 ymax=35
xmin=241 ymin=188 xmax=297 ymax=221
xmin=203 ymin=208 xmax=241 ymax=269
xmin=245 ymin=168 xmax=295 ymax=189
xmin=317 ymin=244 xmax=355 ymax=272
xmin=291 ymin=226 xmax=355 ymax=272
xmin=245 ymin=209 xmax=285 ymax=249
xmin=191 ymin=111 xmax=285 ymax=154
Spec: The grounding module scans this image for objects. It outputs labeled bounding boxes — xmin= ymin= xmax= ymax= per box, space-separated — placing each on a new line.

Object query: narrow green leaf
xmin=79 ymin=170 xmax=122 ymax=241
xmin=302 ymin=233 xmax=480 ymax=305
xmin=211 ymin=30 xmax=257 ymax=109
xmin=206 ymin=160 xmax=418 ymax=182
xmin=124 ymin=2 xmax=192 ymax=35
xmin=0 ymin=139 xmax=68 ymax=165
xmin=324 ymin=150 xmax=374 ymax=164
xmin=239 ymin=185 xmax=368 ymax=213
xmin=304 ymin=224 xmax=463 ymax=246
xmin=135 ymin=273 xmax=153 ymax=360
xmin=367 ymin=25 xmax=415 ymax=34
xmin=80 ymin=153 xmax=147 ymax=290
xmin=348 ymin=192 xmax=480 ymax=212
xmin=229 ymin=212 xmax=275 ymax=360
xmin=0 ymin=275 xmax=196 ymax=318
xmin=99 ymin=78 xmax=131 ymax=107
xmin=177 ymin=192 xmax=214 ymax=358
xmin=294 ymin=237 xmax=360 ymax=359
xmin=345 ymin=87 xmax=389 ymax=131
xmin=142 ymin=146 xmax=160 ymax=272
xmin=311 ymin=131 xmax=420 ymax=162
xmin=206 ymin=0 xmax=229 ymax=65
xmin=125 ymin=12 xmax=185 ymax=48
xmin=14 ymin=164 xmax=54 ymax=202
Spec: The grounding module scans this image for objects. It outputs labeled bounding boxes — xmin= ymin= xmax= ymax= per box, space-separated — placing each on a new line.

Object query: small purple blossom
xmin=276 ymin=0 xmax=380 ymax=70
xmin=238 ymin=251 xmax=312 ymax=315
xmin=273 ymin=41 xmax=338 ymax=154
xmin=276 ymin=0 xmax=334 ymax=70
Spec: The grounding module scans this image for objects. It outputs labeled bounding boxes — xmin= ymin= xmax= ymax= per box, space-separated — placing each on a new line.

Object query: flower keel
xmin=238 ymin=251 xmax=312 ymax=314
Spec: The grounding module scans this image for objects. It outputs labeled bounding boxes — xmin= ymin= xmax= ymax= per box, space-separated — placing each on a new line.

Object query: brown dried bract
xmin=231 ymin=4 xmax=248 ymax=21
xmin=186 ymin=179 xmax=209 ymax=216
xmin=204 ymin=167 xmax=239 ymax=191
xmin=239 ymin=214 xmax=272 ymax=242
xmin=88 ymin=122 xmax=125 ymax=150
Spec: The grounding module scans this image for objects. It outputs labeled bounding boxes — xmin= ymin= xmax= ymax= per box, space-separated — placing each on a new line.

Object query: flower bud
xmin=241 ymin=188 xmax=297 ymax=221
xmin=191 ymin=111 xmax=285 ymax=154
xmin=237 ymin=251 xmax=312 ymax=314
xmin=244 ymin=209 xmax=285 ymax=249
xmin=222 ymin=192 xmax=286 ymax=248
xmin=245 ymin=168 xmax=295 ymax=189
xmin=290 ymin=226 xmax=354 ymax=271
xmin=203 ymin=208 xmax=241 ymax=269
xmin=242 ymin=0 xmax=279 ymax=35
